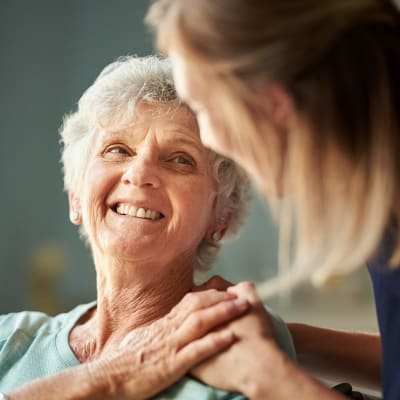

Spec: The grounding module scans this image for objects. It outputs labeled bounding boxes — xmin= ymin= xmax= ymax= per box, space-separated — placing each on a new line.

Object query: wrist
xmin=243 ymin=341 xmax=342 ymax=400
xmin=241 ymin=339 xmax=289 ymax=399
xmin=266 ymin=307 xmax=296 ymax=362
xmin=85 ymin=358 xmax=121 ymax=398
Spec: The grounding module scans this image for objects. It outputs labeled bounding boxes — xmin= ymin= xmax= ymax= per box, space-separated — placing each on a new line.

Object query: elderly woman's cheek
xmin=76 ymin=159 xmax=119 ymax=246
xmin=171 ymin=181 xmax=215 ymax=241
xmin=80 ymin=193 xmax=107 ymax=247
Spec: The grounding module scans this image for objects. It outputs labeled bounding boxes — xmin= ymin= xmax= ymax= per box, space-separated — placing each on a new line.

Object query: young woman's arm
xmin=191 ymin=281 xmax=380 ymax=399
xmin=288 ymin=323 xmax=381 ymax=391
xmin=190 ymin=282 xmax=344 ymax=399
xmin=241 ymin=339 xmax=346 ymax=400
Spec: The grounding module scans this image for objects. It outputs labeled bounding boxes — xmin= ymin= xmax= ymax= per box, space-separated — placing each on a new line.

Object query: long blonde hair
xmin=147 ymin=0 xmax=400 ymax=296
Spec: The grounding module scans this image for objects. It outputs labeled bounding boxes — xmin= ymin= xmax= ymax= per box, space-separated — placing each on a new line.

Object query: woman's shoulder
xmin=0 ymin=310 xmax=55 ymax=342
xmin=367 ymin=224 xmax=399 ymax=272
xmin=0 ymin=302 xmax=95 ymax=342
xmin=156 ymin=376 xmax=247 ymax=399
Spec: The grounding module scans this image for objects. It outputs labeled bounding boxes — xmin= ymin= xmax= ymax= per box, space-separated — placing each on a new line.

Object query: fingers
xmin=176 ymin=328 xmax=236 ymax=370
xmin=120 ymin=290 xmax=246 ymax=352
xmin=154 ymin=329 xmax=236 ymax=390
xmin=227 ymin=281 xmax=263 ymax=306
xmin=168 ymin=289 xmax=237 ymax=321
xmin=175 ymin=297 xmax=248 ymax=349
xmin=106 ymin=288 xmax=252 ymax=399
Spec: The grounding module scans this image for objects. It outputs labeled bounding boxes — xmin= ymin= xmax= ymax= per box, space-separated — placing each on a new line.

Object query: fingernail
xmin=221 ymin=330 xmax=235 ymax=341
xmin=233 ymin=298 xmax=248 ymax=310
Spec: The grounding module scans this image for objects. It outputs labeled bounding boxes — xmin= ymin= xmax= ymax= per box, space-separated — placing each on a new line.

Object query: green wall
xmin=0 ymin=1 xmax=278 ymax=313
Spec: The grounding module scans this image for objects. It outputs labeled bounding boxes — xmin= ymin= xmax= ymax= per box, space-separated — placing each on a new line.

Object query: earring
xmin=212 ymin=231 xmax=222 ymax=241
xmin=70 ymin=210 xmax=79 ymax=222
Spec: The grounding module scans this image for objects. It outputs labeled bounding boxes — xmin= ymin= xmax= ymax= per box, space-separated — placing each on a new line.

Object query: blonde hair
xmin=60 ymin=55 xmax=250 ymax=271
xmin=147 ymin=0 xmax=400 ymax=295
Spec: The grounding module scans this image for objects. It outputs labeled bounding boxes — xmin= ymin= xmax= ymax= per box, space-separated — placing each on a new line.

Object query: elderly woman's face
xmin=78 ymin=102 xmax=217 ymax=266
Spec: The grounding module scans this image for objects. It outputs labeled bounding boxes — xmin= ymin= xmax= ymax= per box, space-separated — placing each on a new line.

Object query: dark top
xmin=368 ymin=228 xmax=400 ymax=400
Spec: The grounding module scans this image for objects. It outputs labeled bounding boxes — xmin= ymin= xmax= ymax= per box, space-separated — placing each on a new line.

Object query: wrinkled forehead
xmin=100 ymin=100 xmax=198 ymax=134
xmin=93 ymin=100 xmax=208 ymax=153
xmin=92 ymin=99 xmax=198 ymax=133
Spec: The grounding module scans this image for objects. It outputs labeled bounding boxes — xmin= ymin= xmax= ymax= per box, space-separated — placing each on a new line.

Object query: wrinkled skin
xmin=86 ymin=288 xmax=250 ymax=399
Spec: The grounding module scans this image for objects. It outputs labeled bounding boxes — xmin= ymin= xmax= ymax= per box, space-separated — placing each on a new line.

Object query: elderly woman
xmin=0 ymin=56 xmax=294 ymax=400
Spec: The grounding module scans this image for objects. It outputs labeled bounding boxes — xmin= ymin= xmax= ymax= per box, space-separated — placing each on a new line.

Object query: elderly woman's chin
xmin=101 ymin=211 xmax=168 ymax=251
xmin=90 ymin=226 xmax=200 ymax=287
xmin=83 ymin=213 xmax=158 ymax=252
xmin=98 ymin=226 xmax=165 ymax=258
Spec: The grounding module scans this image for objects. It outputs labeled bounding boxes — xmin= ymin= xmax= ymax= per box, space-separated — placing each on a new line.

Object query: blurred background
xmin=0 ymin=0 xmax=385 ymax=332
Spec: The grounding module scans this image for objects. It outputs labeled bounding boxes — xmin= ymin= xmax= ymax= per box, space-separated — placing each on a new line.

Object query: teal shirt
xmin=0 ymin=302 xmax=295 ymax=398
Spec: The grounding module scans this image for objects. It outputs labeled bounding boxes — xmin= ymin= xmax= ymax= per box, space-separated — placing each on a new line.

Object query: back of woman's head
xmin=148 ymin=0 xmax=400 ymax=294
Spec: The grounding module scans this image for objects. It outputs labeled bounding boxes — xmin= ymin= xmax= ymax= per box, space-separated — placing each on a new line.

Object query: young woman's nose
xmin=121 ymin=152 xmax=161 ymax=188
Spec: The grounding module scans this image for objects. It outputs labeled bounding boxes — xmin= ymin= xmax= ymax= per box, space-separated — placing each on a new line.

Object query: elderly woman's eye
xmin=104 ymin=145 xmax=130 ymax=156
xmin=172 ymin=155 xmax=194 ymax=166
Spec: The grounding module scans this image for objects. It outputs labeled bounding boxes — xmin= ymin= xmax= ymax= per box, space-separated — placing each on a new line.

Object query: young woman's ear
xmin=262 ymin=84 xmax=293 ymax=131
xmin=68 ymin=192 xmax=82 ymax=225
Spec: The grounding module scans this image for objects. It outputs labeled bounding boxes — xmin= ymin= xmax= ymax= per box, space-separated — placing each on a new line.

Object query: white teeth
xmin=127 ymin=205 xmax=137 ymax=216
xmin=116 ymin=204 xmax=124 ymax=215
xmin=137 ymin=208 xmax=146 ymax=218
xmin=115 ymin=204 xmax=161 ymax=220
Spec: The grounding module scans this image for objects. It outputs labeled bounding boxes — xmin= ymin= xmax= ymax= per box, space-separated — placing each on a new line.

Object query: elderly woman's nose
xmin=121 ymin=154 xmax=161 ymax=188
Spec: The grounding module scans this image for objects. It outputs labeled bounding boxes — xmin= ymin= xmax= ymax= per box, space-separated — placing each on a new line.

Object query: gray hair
xmin=60 ymin=55 xmax=250 ymax=271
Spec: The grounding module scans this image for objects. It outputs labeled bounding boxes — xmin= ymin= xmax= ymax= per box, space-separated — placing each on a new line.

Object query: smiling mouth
xmin=113 ymin=203 xmax=164 ymax=221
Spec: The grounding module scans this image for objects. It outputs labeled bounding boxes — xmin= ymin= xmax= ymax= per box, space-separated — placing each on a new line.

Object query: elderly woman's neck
xmin=93 ymin=253 xmax=195 ymax=329
xmin=96 ymin=271 xmax=193 ymax=326
xmin=69 ymin=255 xmax=195 ymax=362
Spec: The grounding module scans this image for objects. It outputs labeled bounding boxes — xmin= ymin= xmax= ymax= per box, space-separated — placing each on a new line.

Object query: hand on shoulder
xmin=191 ymin=279 xmax=283 ymax=396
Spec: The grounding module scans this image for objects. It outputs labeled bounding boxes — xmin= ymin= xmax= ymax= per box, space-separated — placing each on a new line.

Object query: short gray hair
xmin=60 ymin=55 xmax=250 ymax=271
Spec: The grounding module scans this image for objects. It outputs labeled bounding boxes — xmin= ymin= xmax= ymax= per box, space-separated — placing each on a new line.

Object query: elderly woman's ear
xmin=68 ymin=192 xmax=82 ymax=225
xmin=208 ymin=228 xmax=225 ymax=242
xmin=207 ymin=209 xmax=231 ymax=243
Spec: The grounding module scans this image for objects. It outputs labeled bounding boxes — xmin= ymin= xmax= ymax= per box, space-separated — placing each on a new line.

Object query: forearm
xmin=288 ymin=323 xmax=381 ymax=391
xmin=191 ymin=282 xmax=346 ymax=399
xmin=243 ymin=340 xmax=345 ymax=400
xmin=5 ymin=362 xmax=110 ymax=400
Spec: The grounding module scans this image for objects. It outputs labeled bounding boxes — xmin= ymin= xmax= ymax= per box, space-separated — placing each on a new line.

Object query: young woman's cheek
xmin=197 ymin=112 xmax=228 ymax=156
